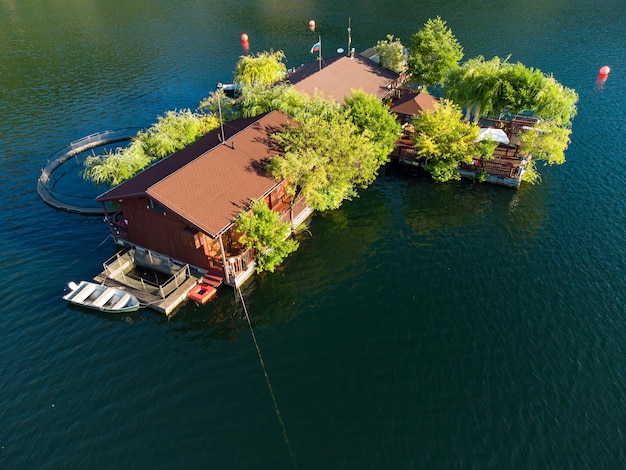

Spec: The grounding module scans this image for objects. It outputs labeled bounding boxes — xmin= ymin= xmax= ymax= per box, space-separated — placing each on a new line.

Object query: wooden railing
xmin=227 ymin=247 xmax=256 ymax=275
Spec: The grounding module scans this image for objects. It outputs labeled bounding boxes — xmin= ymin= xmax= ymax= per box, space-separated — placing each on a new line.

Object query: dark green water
xmin=2 ymin=1 xmax=625 ymax=468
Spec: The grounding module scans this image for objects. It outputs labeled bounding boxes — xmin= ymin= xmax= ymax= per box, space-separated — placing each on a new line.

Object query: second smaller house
xmin=96 ymin=110 xmax=311 ymax=287
xmin=388 ymin=91 xmax=440 ymax=163
xmin=390 ymin=90 xmax=440 ymax=126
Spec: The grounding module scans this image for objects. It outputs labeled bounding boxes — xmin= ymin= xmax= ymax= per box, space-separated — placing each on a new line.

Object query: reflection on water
xmin=2 ymin=0 xmax=626 ymax=468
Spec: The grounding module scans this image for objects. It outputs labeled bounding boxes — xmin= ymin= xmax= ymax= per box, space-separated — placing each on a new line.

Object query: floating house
xmin=96 ymin=110 xmax=312 ymax=291
xmin=389 ymin=90 xmax=439 ymax=122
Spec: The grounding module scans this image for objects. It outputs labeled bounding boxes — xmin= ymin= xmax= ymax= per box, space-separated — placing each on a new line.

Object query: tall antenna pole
xmin=347 ymin=18 xmax=352 ymax=56
xmin=216 ymin=83 xmax=225 ymax=144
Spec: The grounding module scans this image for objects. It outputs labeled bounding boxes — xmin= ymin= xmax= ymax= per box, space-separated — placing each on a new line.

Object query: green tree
xmin=411 ymin=99 xmax=482 ymax=182
xmin=374 ymin=34 xmax=406 ymax=73
xmin=344 ymin=90 xmax=402 ymax=165
xmin=83 ymin=141 xmax=152 ymax=187
xmin=518 ymin=120 xmax=572 ymax=166
xmin=532 ymin=74 xmax=578 ymax=127
xmin=235 ymin=199 xmax=299 ymax=273
xmin=269 ymin=97 xmax=386 ymax=211
xmin=138 ymin=109 xmax=219 ymax=159
xmin=238 ymin=83 xmax=309 ymax=118
xmin=408 ymin=17 xmax=463 ymax=89
xmin=443 ymin=56 xmax=578 ymax=126
xmin=198 ymin=88 xmax=241 ymax=122
xmin=84 ymin=110 xmax=219 ymax=186
xmin=233 ymin=50 xmax=287 ymax=87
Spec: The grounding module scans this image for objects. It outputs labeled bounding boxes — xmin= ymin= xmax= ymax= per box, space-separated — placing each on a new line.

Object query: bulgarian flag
xmin=310 ymin=41 xmax=321 ymax=54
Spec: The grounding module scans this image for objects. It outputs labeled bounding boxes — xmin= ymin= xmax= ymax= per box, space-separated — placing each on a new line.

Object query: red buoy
xmin=598 ymin=65 xmax=611 ymax=77
xmin=241 ymin=33 xmax=249 ymax=52
xmin=308 ymin=20 xmax=316 ymax=31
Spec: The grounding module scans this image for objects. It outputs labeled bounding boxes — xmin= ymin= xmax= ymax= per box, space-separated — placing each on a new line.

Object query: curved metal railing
xmin=37 ymin=128 xmax=140 ymax=215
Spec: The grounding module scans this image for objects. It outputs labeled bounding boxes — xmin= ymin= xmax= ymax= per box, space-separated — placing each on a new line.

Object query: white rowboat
xmin=63 ymin=281 xmax=140 ymax=313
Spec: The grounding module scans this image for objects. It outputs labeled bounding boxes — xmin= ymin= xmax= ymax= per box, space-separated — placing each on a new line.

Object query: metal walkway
xmin=37 ymin=128 xmax=139 ymax=215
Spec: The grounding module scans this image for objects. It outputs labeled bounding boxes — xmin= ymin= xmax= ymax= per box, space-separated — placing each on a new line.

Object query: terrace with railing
xmin=100 ymin=246 xmax=192 ymax=300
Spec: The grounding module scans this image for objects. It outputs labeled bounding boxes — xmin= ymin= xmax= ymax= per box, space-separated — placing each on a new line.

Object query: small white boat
xmin=63 ymin=281 xmax=140 ymax=313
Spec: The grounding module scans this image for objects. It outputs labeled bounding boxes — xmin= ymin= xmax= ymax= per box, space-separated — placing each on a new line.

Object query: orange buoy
xmin=308 ymin=20 xmax=316 ymax=31
xmin=598 ymin=65 xmax=611 ymax=77
xmin=241 ymin=33 xmax=249 ymax=42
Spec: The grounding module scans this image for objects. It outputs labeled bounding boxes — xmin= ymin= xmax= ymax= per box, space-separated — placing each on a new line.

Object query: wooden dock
xmin=93 ymin=271 xmax=201 ymax=316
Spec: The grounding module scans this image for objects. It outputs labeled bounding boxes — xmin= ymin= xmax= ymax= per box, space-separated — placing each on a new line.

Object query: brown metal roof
xmin=390 ymin=91 xmax=439 ymax=116
xmin=287 ymin=54 xmax=399 ymax=103
xmin=98 ymin=111 xmax=291 ymax=237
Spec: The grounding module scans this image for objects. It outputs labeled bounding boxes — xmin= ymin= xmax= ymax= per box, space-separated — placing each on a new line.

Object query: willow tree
xmin=374 ymin=34 xmax=406 ymax=73
xmin=84 ymin=110 xmax=219 ymax=186
xmin=235 ymin=199 xmax=299 ymax=273
xmin=518 ymin=120 xmax=572 ymax=166
xmin=443 ymin=56 xmax=578 ymax=126
xmin=233 ymin=50 xmax=287 ymax=87
xmin=198 ymin=88 xmax=241 ymax=122
xmin=444 ymin=56 xmax=510 ymax=121
xmin=237 ymin=82 xmax=309 ymax=118
xmin=411 ymin=99 xmax=485 ymax=182
xmin=408 ymin=17 xmax=463 ymax=89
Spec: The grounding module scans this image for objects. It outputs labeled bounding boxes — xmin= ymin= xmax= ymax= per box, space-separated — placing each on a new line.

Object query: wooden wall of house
xmin=119 ymin=196 xmax=222 ymax=272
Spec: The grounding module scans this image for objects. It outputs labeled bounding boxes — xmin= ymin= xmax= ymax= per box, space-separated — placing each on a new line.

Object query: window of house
xmin=149 ymin=199 xmax=166 ymax=215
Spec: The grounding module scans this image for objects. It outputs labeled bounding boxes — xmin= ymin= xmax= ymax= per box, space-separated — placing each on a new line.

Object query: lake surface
xmin=1 ymin=1 xmax=625 ymax=468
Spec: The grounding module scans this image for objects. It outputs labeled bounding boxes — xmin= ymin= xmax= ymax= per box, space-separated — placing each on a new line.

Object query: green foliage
xmin=198 ymin=89 xmax=241 ymax=122
xmin=235 ymin=199 xmax=299 ymax=273
xmin=138 ymin=110 xmax=220 ymax=159
xmin=532 ymin=74 xmax=578 ymax=126
xmin=443 ymin=56 xmax=578 ymax=126
xmin=233 ymin=50 xmax=287 ymax=87
xmin=83 ymin=141 xmax=152 ymax=187
xmin=84 ymin=110 xmax=220 ymax=187
xmin=518 ymin=120 xmax=572 ymax=165
xmin=476 ymin=139 xmax=498 ymax=160
xmin=411 ymin=99 xmax=482 ymax=182
xmin=521 ymin=159 xmax=541 ymax=184
xmin=344 ymin=90 xmax=402 ymax=165
xmin=408 ymin=17 xmax=463 ymax=88
xmin=374 ymin=34 xmax=406 ymax=73
xmin=268 ymin=91 xmax=391 ymax=211
xmin=238 ymin=83 xmax=309 ymax=118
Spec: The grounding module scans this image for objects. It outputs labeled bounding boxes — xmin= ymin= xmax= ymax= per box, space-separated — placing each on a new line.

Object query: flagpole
xmin=318 ymin=35 xmax=322 ymax=70
xmin=347 ymin=18 xmax=351 ymax=56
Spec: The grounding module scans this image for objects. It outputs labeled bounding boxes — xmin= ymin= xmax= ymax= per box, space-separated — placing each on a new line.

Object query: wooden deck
xmin=388 ymin=126 xmax=531 ymax=188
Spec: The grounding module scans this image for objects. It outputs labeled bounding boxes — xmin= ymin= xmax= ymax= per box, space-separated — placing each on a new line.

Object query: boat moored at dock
xmin=63 ymin=281 xmax=140 ymax=313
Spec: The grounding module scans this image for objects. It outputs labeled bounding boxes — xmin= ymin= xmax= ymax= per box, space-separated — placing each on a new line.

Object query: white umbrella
xmin=475 ymin=128 xmax=510 ymax=145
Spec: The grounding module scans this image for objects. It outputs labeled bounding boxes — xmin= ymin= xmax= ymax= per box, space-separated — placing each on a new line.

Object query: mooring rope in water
xmin=69 ymin=234 xmax=112 ymax=266
xmin=236 ymin=285 xmax=297 ymax=467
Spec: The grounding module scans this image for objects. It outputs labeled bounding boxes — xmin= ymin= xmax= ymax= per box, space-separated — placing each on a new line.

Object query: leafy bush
xmin=236 ymin=199 xmax=299 ymax=273
xmin=84 ymin=110 xmax=219 ymax=187
xmin=374 ymin=35 xmax=406 ymax=73
xmin=233 ymin=50 xmax=287 ymax=87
